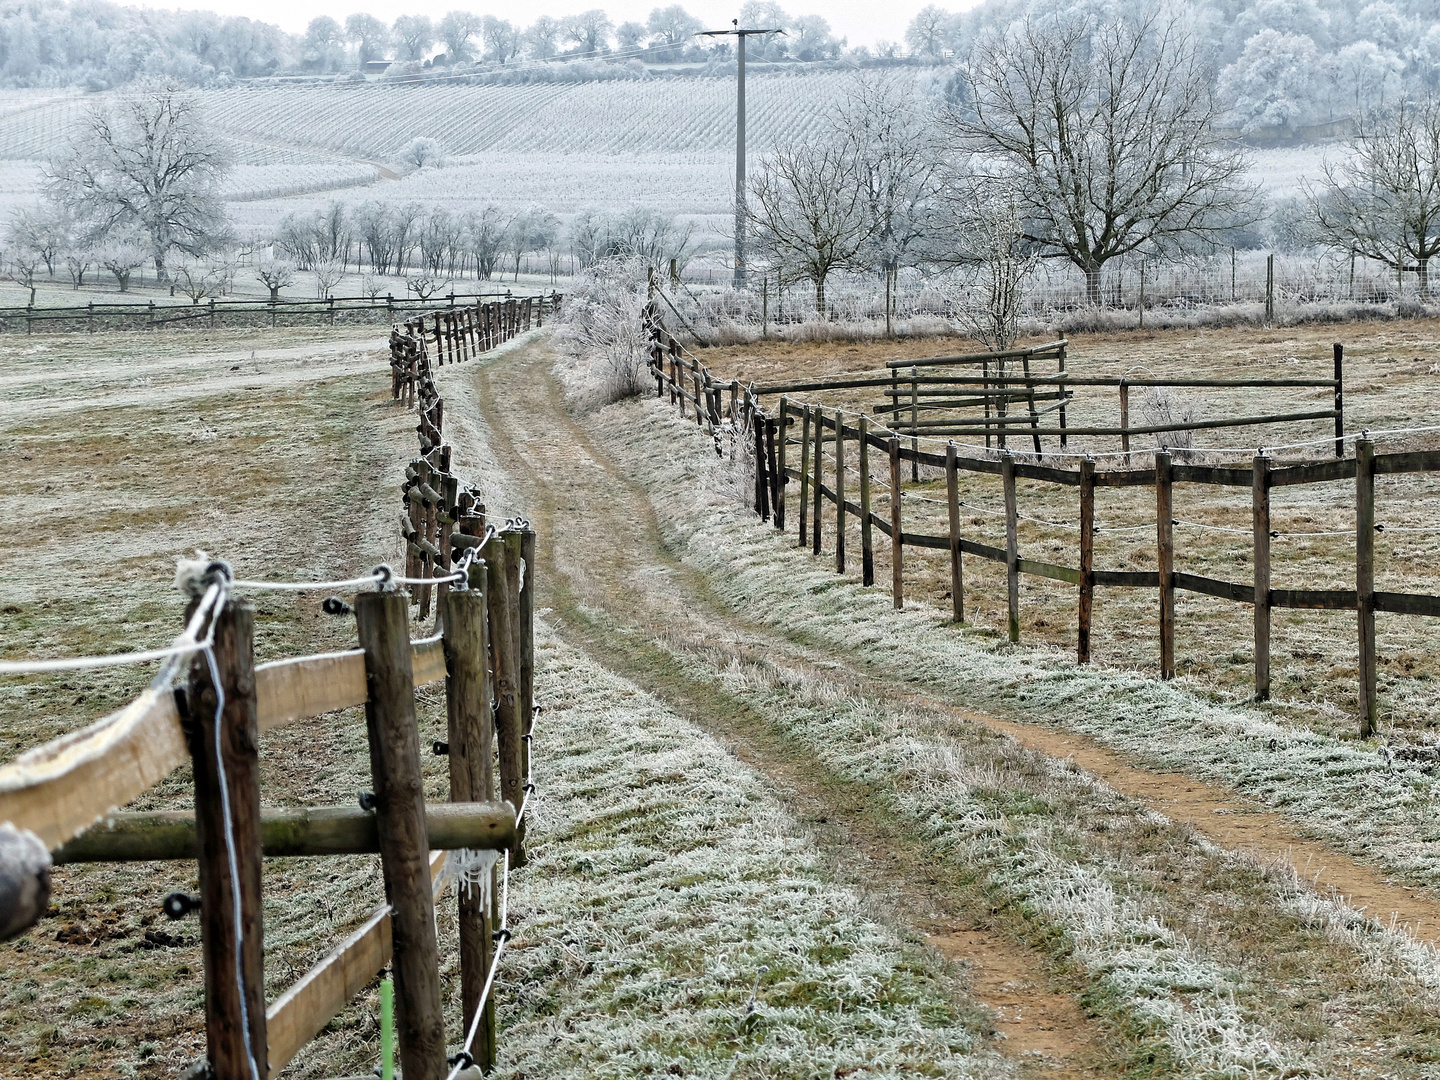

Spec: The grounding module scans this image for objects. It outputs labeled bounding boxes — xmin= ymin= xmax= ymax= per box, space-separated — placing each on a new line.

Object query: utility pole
xmin=699 ymin=20 xmax=781 ymax=290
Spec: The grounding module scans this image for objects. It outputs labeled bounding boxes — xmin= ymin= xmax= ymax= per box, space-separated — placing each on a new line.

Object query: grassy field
xmin=698 ymin=319 xmax=1440 ymax=738
xmin=0 ymin=324 xmax=1012 ymax=1079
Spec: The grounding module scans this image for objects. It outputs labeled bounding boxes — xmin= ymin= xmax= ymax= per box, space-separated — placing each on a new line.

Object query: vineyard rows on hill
xmin=198 ymin=72 xmax=857 ymax=159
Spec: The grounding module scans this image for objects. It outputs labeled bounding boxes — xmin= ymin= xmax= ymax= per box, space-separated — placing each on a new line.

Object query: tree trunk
xmin=814 ymin=272 xmax=826 ymax=315
xmin=1085 ymin=264 xmax=1102 ymax=307
xmin=1420 ymin=257 xmax=1431 ymax=300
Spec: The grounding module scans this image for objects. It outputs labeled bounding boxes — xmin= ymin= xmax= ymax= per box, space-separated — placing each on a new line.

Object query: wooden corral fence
xmin=644 ymin=302 xmax=1438 ymax=738
xmin=0 ymin=301 xmax=552 ymax=1079
xmin=1 ymin=289 xmax=560 ymax=336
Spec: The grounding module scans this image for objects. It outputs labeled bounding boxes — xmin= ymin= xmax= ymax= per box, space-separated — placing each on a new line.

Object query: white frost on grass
xmin=489 ymin=628 xmax=1009 ymax=1079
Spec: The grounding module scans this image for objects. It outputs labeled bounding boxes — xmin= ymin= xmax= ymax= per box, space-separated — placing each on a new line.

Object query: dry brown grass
xmin=691 ymin=320 xmax=1440 ymax=737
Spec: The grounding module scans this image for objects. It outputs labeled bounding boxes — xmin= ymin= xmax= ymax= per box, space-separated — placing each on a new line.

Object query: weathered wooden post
xmin=1078 ymin=457 xmax=1094 ymax=663
xmin=443 ymin=562 xmax=496 ymax=1071
xmin=1253 ymin=454 xmax=1271 ymax=701
xmin=518 ymin=527 xmax=536 ymax=791
xmin=946 ymin=441 xmax=963 ymax=622
xmin=834 ymin=411 xmax=846 ymax=573
xmin=186 ymin=595 xmax=267 ymax=1080
xmin=753 ymin=404 xmax=768 ymax=522
xmin=909 ymin=366 xmax=920 ymax=482
xmin=1119 ymin=380 xmax=1131 ymax=460
xmin=888 ymin=436 xmax=904 ymax=609
xmin=859 ymin=416 xmax=874 ymax=587
xmin=798 ymin=406 xmax=811 ymax=549
xmin=1334 ymin=343 xmax=1345 ymax=459
xmin=767 ymin=415 xmax=781 ymax=523
xmin=811 ymin=409 xmax=824 ymax=556
xmin=354 ymin=590 xmax=445 ymax=1080
xmin=1357 ymin=437 xmax=1377 ymax=736
xmin=487 ymin=536 xmax=526 ymax=858
xmin=1002 ymin=453 xmax=1019 ymax=643
xmin=1156 ymin=451 xmax=1175 ymax=681
xmin=776 ymin=398 xmax=788 ymax=530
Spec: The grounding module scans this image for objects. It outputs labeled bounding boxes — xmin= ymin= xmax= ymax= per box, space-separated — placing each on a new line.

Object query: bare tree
xmin=46 ymin=78 xmax=231 ymax=281
xmin=942 ymin=180 xmax=1038 ymax=352
xmin=561 ymin=10 xmax=613 ymax=55
xmin=402 ymin=137 xmax=443 ymax=169
xmin=831 ymin=72 xmax=944 ymax=280
xmin=8 ymin=205 xmax=68 ymax=277
xmin=174 ymin=258 xmax=230 ymax=302
xmin=313 ymin=256 xmax=345 ymax=299
xmin=1309 ymin=95 xmax=1440 ymax=297
xmin=7 ymin=253 xmax=40 ymax=305
xmin=464 ymin=206 xmax=507 ymax=280
xmin=748 ymin=142 xmax=876 ymax=313
xmin=254 ymin=255 xmax=296 ymax=301
xmin=943 ymin=9 xmax=1253 ymax=306
xmin=97 ymin=237 xmax=149 ymax=292
xmin=406 ymin=274 xmax=444 ymax=301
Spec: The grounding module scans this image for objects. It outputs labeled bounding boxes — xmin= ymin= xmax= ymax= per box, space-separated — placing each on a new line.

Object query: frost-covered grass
xmin=566 ymin=388 xmax=1440 ymax=1074
xmin=492 ymin=629 xmax=1007 ymax=1079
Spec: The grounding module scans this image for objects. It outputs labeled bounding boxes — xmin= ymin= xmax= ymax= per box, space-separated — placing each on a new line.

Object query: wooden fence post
xmin=442 ymin=566 xmax=496 ymax=1071
xmin=1334 ymin=343 xmax=1345 ymax=459
xmin=186 ymin=597 xmax=267 ymax=1080
xmin=487 ymin=537 xmax=526 ymax=857
xmin=1002 ymin=453 xmax=1019 ymax=643
xmin=888 ymin=436 xmax=904 ymax=609
xmin=812 ymin=411 xmax=824 ymax=556
xmin=798 ymin=406 xmax=811 ymax=549
xmin=1078 ymin=457 xmax=1094 ymax=663
xmin=753 ymin=404 xmax=769 ymax=522
xmin=518 ymin=528 xmax=536 ymax=792
xmin=776 ymin=398 xmax=788 ymax=530
xmin=1357 ymin=438 xmax=1377 ymax=736
xmin=1156 ymin=451 xmax=1175 ymax=681
xmin=834 ymin=411 xmax=846 ymax=573
xmin=1119 ymin=380 xmax=1131 ymax=461
xmin=909 ymin=367 xmax=920 ymax=482
xmin=859 ymin=416 xmax=874 ymax=587
xmin=1253 ymin=454 xmax=1271 ymax=701
xmin=354 ymin=591 xmax=446 ymax=1080
xmin=767 ymin=415 xmax=781 ymax=523
xmin=946 ymin=441 xmax=963 ymax=622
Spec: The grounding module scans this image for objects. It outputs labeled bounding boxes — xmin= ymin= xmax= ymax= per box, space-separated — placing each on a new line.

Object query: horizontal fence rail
xmin=643 ymin=299 xmax=1435 ymax=738
xmin=0 ymin=293 xmax=557 ymax=1078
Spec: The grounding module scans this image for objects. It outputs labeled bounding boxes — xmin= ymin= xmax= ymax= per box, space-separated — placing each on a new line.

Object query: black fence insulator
xmin=162 ymin=892 xmax=201 ymax=920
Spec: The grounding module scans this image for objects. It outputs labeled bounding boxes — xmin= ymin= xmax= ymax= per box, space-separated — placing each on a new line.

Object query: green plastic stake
xmin=380 ymin=975 xmax=395 ymax=1080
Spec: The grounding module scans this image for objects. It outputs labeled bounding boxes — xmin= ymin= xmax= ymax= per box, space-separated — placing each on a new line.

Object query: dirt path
xmin=455 ymin=339 xmax=1440 ymax=1072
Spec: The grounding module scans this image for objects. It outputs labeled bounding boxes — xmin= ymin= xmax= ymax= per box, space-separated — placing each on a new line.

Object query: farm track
xmin=458 ymin=337 xmax=1440 ymax=1073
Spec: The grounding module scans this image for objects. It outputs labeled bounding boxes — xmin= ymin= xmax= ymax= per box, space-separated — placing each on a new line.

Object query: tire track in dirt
xmin=462 ymin=344 xmax=1107 ymax=1077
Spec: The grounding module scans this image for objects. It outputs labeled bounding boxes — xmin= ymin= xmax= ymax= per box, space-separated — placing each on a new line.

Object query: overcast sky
xmin=128 ymin=1 xmax=973 ymax=49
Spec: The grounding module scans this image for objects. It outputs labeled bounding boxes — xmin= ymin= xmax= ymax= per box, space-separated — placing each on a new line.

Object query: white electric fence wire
xmin=200 ymin=603 xmax=263 ymax=1080
xmin=230 ymin=529 xmax=495 ymax=593
xmin=0 ymin=583 xmax=225 ymax=675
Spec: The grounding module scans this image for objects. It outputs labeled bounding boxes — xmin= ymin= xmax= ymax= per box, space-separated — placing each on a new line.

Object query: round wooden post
xmin=1357 ymin=438 xmax=1377 ymax=736
xmin=1078 ymin=457 xmax=1094 ymax=663
xmin=354 ymin=591 xmax=446 ymax=1080
xmin=834 ymin=411 xmax=846 ymax=573
xmin=186 ymin=597 xmax=267 ymax=1080
xmin=443 ymin=568 xmax=496 ymax=1071
xmin=1002 ymin=453 xmax=1020 ymax=643
xmin=859 ymin=416 xmax=874 ymax=587
xmin=487 ymin=537 xmax=525 ymax=859
xmin=888 ymin=435 xmax=904 ymax=609
xmin=1156 ymin=451 xmax=1175 ymax=680
xmin=946 ymin=441 xmax=963 ymax=623
xmin=1253 ymin=454 xmax=1271 ymax=701
xmin=798 ymin=406 xmax=811 ymax=549
xmin=1334 ymin=343 xmax=1345 ymax=459
xmin=811 ymin=408 xmax=824 ymax=555
xmin=776 ymin=397 xmax=788 ymax=530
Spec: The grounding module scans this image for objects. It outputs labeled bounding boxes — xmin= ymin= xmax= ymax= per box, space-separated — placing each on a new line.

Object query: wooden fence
xmin=0 ymin=297 xmax=553 ymax=1078
xmin=1 ymin=289 xmax=560 ymax=336
xmin=644 ymin=303 xmax=1438 ymax=738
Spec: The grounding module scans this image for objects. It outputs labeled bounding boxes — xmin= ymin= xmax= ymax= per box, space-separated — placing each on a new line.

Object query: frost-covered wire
xmin=232 ymin=530 xmax=495 ymax=593
xmin=0 ymin=582 xmax=225 ymax=675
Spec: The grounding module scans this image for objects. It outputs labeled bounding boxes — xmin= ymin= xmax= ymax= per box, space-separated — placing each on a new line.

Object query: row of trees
xmin=908 ymin=0 xmax=1440 ymax=136
xmin=750 ymin=6 xmax=1440 ymax=330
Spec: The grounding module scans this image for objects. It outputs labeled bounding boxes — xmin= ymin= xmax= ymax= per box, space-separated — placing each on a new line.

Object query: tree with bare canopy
xmin=943 ymin=8 xmax=1252 ymax=306
xmin=45 ymin=78 xmax=231 ymax=282
xmin=1309 ymin=96 xmax=1440 ymax=299
xmin=747 ymin=142 xmax=876 ymax=313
